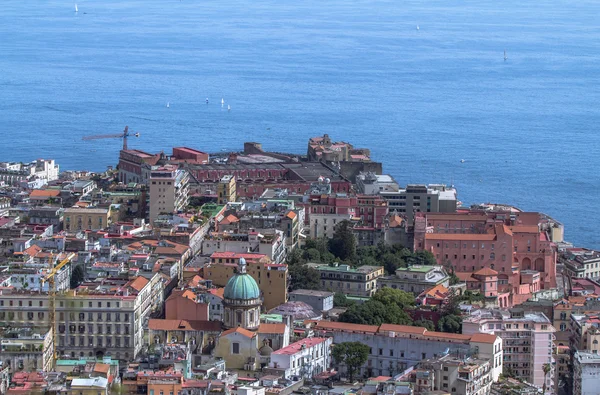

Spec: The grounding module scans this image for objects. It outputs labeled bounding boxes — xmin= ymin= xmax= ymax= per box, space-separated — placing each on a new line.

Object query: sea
xmin=1 ymin=0 xmax=599 ymax=248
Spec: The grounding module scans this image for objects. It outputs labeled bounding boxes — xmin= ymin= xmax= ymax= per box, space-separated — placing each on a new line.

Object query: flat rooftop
xmin=290 ymin=289 xmax=334 ymax=297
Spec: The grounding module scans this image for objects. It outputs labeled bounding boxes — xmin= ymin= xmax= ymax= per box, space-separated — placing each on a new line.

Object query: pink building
xmin=416 ymin=211 xmax=557 ymax=307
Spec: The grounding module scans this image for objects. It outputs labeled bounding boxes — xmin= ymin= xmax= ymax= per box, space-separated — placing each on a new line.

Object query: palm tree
xmin=542 ymin=363 xmax=551 ymax=394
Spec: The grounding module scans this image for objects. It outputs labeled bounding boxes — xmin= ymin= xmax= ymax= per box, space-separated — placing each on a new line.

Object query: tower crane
xmin=82 ymin=126 xmax=140 ymax=150
xmin=40 ymin=252 xmax=77 ymax=367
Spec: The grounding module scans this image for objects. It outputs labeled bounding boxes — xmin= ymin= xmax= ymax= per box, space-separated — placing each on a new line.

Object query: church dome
xmin=223 ymin=257 xmax=260 ymax=300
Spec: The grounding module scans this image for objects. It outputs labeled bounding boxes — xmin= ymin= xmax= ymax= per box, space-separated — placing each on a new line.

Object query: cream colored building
xmin=0 ymin=274 xmax=157 ymax=361
xmin=149 ymin=165 xmax=190 ymax=222
xmin=218 ymin=175 xmax=236 ymax=204
xmin=64 ymin=207 xmax=110 ymax=231
xmin=307 ymin=262 xmax=384 ymax=297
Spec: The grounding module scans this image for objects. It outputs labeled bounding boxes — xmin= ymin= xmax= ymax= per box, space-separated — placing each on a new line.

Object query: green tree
xmin=303 ymin=248 xmax=321 ymax=262
xmin=413 ymin=319 xmax=435 ymax=331
xmin=381 ymin=253 xmax=404 ymax=274
xmin=406 ymin=250 xmax=437 ymax=266
xmin=542 ymin=363 xmax=551 ymax=394
xmin=328 ymin=221 xmax=357 ymax=261
xmin=331 ymin=342 xmax=369 ymax=381
xmin=371 ymin=287 xmax=415 ymax=310
xmin=288 ymin=265 xmax=320 ymax=291
xmin=437 ymin=314 xmax=462 ymax=334
xmin=70 ymin=264 xmax=85 ymax=289
xmin=286 ymin=248 xmax=305 ymax=266
xmin=334 ymin=292 xmax=355 ymax=308
xmin=339 ymin=300 xmax=412 ymax=326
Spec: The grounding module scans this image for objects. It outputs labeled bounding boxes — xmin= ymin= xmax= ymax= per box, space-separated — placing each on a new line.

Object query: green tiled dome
xmin=224 ymin=258 xmax=260 ymax=300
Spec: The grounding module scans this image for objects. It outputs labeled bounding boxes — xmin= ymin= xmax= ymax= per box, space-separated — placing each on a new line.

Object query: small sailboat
xmin=75 ymin=3 xmax=78 ymax=12
xmin=416 ymin=25 xmax=420 ymax=31
xmin=504 ymin=49 xmax=508 ymax=61
xmin=227 ymin=105 xmax=231 ymax=111
xmin=221 ymin=98 xmax=225 ymax=106
xmin=166 ymin=102 xmax=170 ymax=108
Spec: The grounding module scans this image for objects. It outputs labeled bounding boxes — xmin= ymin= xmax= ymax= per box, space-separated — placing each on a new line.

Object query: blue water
xmin=1 ymin=0 xmax=600 ymax=248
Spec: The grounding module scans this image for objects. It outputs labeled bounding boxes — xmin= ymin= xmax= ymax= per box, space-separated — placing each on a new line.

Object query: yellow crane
xmin=40 ymin=252 xmax=77 ymax=366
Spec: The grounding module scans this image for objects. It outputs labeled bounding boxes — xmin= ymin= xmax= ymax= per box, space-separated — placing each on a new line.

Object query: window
xmin=232 ymin=342 xmax=240 ymax=354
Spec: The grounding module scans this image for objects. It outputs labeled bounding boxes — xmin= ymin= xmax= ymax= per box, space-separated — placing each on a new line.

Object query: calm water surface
xmin=1 ymin=0 xmax=599 ymax=247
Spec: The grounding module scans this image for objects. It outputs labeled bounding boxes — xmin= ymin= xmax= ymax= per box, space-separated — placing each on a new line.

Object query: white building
xmin=309 ymin=212 xmax=353 ymax=239
xmin=0 ymin=159 xmax=59 ymax=186
xmin=462 ymin=309 xmax=554 ymax=393
xmin=202 ymin=229 xmax=287 ymax=264
xmin=381 ymin=184 xmax=457 ymax=225
xmin=269 ymin=337 xmax=333 ymax=379
xmin=149 ymin=165 xmax=190 ymax=223
xmin=356 ymin=173 xmax=399 ymax=195
xmin=573 ymin=351 xmax=600 ymax=395
xmin=419 ymin=353 xmax=495 ymax=395
xmin=311 ymin=321 xmax=501 ymax=379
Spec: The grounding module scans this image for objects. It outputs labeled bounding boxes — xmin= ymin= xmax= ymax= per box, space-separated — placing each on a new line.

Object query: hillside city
xmin=0 ymin=134 xmax=596 ymax=395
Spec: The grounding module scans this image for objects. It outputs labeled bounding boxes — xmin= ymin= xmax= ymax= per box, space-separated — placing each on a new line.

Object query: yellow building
xmin=204 ymin=252 xmax=288 ymax=310
xmin=63 ymin=207 xmax=110 ymax=231
xmin=214 ymin=327 xmax=259 ymax=371
xmin=217 ymin=175 xmax=236 ymax=204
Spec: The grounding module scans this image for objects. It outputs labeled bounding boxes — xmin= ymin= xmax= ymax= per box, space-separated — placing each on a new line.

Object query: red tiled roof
xmin=285 ymin=211 xmax=297 ymax=220
xmin=220 ymin=214 xmax=239 ymax=225
xmin=313 ymin=321 xmax=379 ymax=334
xmin=127 ymin=276 xmax=149 ymax=292
xmin=379 ymin=324 xmax=427 ymax=335
xmin=30 ymin=189 xmax=60 ymax=198
xmin=221 ymin=327 xmax=255 ymax=338
xmin=469 ymin=333 xmax=498 ymax=344
xmin=273 ymin=338 xmax=328 ymax=355
xmin=22 ymin=245 xmax=42 ymax=257
xmin=210 ymin=252 xmax=267 ymax=261
xmin=258 ymin=323 xmax=287 ymax=334
xmin=208 ymin=288 xmax=225 ymax=299
xmin=93 ymin=363 xmax=110 ymax=375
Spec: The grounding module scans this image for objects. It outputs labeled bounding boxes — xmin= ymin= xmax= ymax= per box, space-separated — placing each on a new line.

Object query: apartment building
xmin=377 ymin=265 xmax=450 ymax=295
xmin=0 ymin=274 xmax=158 ymax=361
xmin=563 ymin=248 xmax=600 ymax=280
xmin=381 ymin=184 xmax=457 ymax=225
xmin=307 ymin=263 xmax=384 ymax=297
xmin=310 ymin=321 xmax=501 ymax=379
xmin=217 ymin=175 xmax=236 ymax=204
xmin=202 ymin=229 xmax=287 ymax=264
xmin=0 ymin=326 xmax=54 ymax=373
xmin=573 ymin=351 xmax=600 ymax=395
xmin=267 ymin=337 xmax=333 ymax=379
xmin=570 ymin=312 xmax=600 ymax=354
xmin=418 ymin=353 xmax=495 ymax=395
xmin=462 ymin=309 xmax=555 ymax=392
xmin=149 ymin=165 xmax=190 ymax=222
xmin=64 ymin=207 xmax=110 ymax=231
xmin=204 ymin=252 xmax=287 ymax=310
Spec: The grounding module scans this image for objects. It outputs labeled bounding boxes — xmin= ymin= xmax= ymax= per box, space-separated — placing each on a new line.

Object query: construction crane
xmin=82 ymin=126 xmax=140 ymax=150
xmin=40 ymin=252 xmax=77 ymax=367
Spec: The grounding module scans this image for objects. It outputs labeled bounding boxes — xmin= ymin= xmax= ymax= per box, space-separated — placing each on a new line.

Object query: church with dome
xmin=222 ymin=257 xmax=262 ymax=330
xmin=213 ymin=257 xmax=291 ymax=371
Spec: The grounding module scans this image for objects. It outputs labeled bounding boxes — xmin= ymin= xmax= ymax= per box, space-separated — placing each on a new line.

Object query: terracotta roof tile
xmin=221 ymin=327 xmax=255 ymax=338
xmin=30 ymin=189 xmax=60 ymax=198
xmin=469 ymin=333 xmax=498 ymax=344
xmin=473 ymin=267 xmax=498 ymax=276
xmin=258 ymin=323 xmax=287 ymax=334
xmin=426 ymin=234 xmax=496 ymax=241
xmin=127 ymin=276 xmax=149 ymax=292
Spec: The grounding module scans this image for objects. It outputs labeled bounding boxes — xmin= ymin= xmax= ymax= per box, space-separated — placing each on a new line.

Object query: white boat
xmin=416 ymin=25 xmax=419 ymax=31
xmin=75 ymin=3 xmax=78 ymax=12
xmin=206 ymin=98 xmax=209 ymax=104
xmin=460 ymin=159 xmax=465 ymax=163
xmin=221 ymin=98 xmax=224 ymax=106
xmin=504 ymin=50 xmax=508 ymax=61
xmin=227 ymin=105 xmax=231 ymax=111
xmin=166 ymin=102 xmax=170 ymax=108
